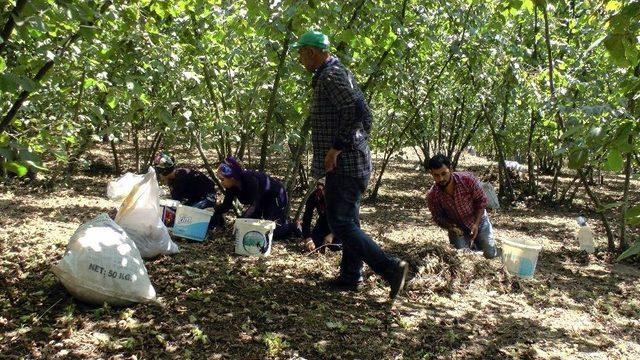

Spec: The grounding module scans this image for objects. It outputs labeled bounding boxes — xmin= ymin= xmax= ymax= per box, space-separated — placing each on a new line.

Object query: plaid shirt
xmin=308 ymin=57 xmax=372 ymax=179
xmin=426 ymin=172 xmax=488 ymax=232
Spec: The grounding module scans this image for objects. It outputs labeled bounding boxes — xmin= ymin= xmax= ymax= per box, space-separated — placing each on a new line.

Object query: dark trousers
xmin=325 ymin=173 xmax=395 ymax=282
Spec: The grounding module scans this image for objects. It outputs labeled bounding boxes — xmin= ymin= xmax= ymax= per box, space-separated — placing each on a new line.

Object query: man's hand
xmin=469 ymin=222 xmax=480 ymax=240
xmin=324 ymin=148 xmax=341 ymax=172
xmin=304 ymin=238 xmax=315 ymax=252
xmin=324 ymin=233 xmax=334 ymax=245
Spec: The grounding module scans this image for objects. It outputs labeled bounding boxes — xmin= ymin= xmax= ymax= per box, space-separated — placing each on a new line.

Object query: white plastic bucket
xmin=501 ymin=238 xmax=542 ymax=279
xmin=172 ymin=205 xmax=212 ymax=242
xmin=576 ymin=227 xmax=595 ymax=253
xmin=234 ymin=218 xmax=276 ymax=257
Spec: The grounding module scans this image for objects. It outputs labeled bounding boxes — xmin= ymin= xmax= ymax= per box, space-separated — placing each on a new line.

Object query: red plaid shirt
xmin=427 ymin=172 xmax=487 ymax=232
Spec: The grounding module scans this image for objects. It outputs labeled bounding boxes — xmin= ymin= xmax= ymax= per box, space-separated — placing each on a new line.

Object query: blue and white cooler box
xmin=172 ymin=205 xmax=213 ymax=242
xmin=233 ymin=218 xmax=276 ymax=257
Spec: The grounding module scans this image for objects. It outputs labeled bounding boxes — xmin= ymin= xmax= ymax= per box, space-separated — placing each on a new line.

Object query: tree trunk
xmin=145 ymin=132 xmax=163 ymax=168
xmin=452 ymin=105 xmax=483 ymax=169
xmin=0 ymin=0 xmax=29 ymax=53
xmin=361 ymin=0 xmax=409 ymax=94
xmin=0 ymin=0 xmax=113 ymax=135
xmin=619 ymin=64 xmax=640 ymax=251
xmin=133 ymin=123 xmax=140 ymax=173
xmin=542 ymin=3 xmax=565 ymax=201
xmin=527 ymin=109 xmax=538 ymax=194
xmin=284 ymin=117 xmax=311 ymax=194
xmin=578 ymin=169 xmax=615 ymax=252
xmin=335 ymin=0 xmax=368 ymax=54
xmin=66 ymin=66 xmax=88 ymax=175
xmin=619 ymin=140 xmax=634 ymax=252
xmin=105 ymin=116 xmax=120 ymax=175
xmin=486 ymin=108 xmax=515 ymax=204
xmin=259 ymin=19 xmax=293 ymax=171
xmin=195 ymin=132 xmax=241 ymax=217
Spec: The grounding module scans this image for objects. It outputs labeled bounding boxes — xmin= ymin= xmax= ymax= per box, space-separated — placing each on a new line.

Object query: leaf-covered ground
xmin=1 ymin=152 xmax=639 ymax=359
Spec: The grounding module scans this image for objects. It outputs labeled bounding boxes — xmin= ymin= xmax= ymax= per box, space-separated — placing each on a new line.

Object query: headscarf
xmin=153 ymin=152 xmax=175 ymax=174
xmin=218 ymin=156 xmax=244 ymax=181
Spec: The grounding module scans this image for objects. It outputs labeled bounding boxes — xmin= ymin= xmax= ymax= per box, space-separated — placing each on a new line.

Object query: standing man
xmin=426 ymin=154 xmax=498 ymax=259
xmin=294 ymin=30 xmax=408 ymax=300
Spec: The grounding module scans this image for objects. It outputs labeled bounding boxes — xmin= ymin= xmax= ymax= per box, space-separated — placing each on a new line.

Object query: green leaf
xmin=617 ymin=241 xmax=640 ymax=261
xmin=106 ymin=93 xmax=117 ymax=109
xmin=0 ymin=73 xmax=20 ymax=93
xmin=568 ymin=149 xmax=588 ymax=169
xmin=626 ymin=205 xmax=640 ymax=225
xmin=23 ymin=160 xmax=48 ymax=171
xmin=18 ymin=150 xmax=46 ymax=171
xmin=79 ymin=25 xmax=96 ymax=41
xmin=522 ymin=0 xmax=534 ymax=12
xmin=599 ymin=201 xmax=623 ymax=211
xmin=509 ymin=0 xmax=523 ymax=10
xmin=83 ymin=78 xmax=97 ymax=89
xmin=605 ymin=1 xmax=622 ymax=12
xmin=0 ymin=56 xmax=5 ymax=73
xmin=0 ymin=147 xmax=13 ymax=160
xmin=4 ymin=161 xmax=28 ymax=177
xmin=605 ymin=150 xmax=624 ymax=172
xmin=604 ymin=34 xmax=631 ymax=67
xmin=14 ymin=75 xmax=37 ymax=92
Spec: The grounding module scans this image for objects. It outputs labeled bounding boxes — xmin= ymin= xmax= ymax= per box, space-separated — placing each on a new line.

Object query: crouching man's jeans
xmin=325 ymin=173 xmax=397 ymax=283
xmin=448 ymin=215 xmax=497 ymax=259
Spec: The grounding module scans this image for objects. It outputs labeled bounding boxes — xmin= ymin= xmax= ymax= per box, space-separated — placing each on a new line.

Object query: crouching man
xmin=426 ymin=154 xmax=498 ymax=259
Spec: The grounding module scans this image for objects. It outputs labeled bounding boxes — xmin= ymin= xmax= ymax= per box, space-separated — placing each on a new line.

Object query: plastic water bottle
xmin=576 ymin=216 xmax=595 ymax=253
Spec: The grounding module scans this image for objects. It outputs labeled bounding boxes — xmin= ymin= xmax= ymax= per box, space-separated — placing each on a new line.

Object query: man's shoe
xmin=324 ymin=277 xmax=362 ymax=292
xmin=388 ymin=260 xmax=409 ymax=301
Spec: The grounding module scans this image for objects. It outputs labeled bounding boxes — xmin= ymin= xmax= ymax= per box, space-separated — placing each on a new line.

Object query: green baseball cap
xmin=292 ymin=30 xmax=330 ymax=50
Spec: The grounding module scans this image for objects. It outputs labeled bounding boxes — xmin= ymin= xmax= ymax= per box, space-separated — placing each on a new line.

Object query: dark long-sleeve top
xmin=168 ymin=168 xmax=216 ymax=206
xmin=309 ymin=57 xmax=372 ymax=179
xmin=213 ymin=170 xmax=283 ymax=219
xmin=301 ymin=187 xmax=327 ymax=238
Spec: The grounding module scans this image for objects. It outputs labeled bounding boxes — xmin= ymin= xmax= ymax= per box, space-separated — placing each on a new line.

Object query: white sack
xmin=115 ymin=167 xmax=179 ymax=258
xmin=107 ymin=172 xmax=145 ymax=202
xmin=481 ymin=182 xmax=500 ymax=210
xmin=52 ymin=214 xmax=156 ymax=305
xmin=504 ymin=160 xmax=526 ymax=173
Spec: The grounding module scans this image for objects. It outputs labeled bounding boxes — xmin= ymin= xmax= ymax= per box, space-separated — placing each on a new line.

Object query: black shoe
xmin=324 ymin=277 xmax=362 ymax=292
xmin=388 ymin=260 xmax=409 ymax=301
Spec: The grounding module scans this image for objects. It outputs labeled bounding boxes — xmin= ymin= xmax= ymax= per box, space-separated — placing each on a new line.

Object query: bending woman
xmin=154 ymin=152 xmax=217 ymax=208
xmin=212 ymin=156 xmax=300 ymax=240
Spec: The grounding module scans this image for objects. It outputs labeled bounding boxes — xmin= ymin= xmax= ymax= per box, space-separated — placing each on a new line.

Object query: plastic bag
xmin=52 ymin=214 xmax=156 ymax=305
xmin=107 ymin=172 xmax=145 ymax=202
xmin=115 ymin=167 xmax=179 ymax=258
xmin=481 ymin=182 xmax=500 ymax=209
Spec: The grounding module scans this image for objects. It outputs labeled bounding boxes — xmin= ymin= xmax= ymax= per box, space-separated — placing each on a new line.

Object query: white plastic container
xmin=172 ymin=205 xmax=213 ymax=242
xmin=575 ymin=217 xmax=595 ymax=253
xmin=234 ymin=218 xmax=276 ymax=257
xmin=576 ymin=227 xmax=595 ymax=253
xmin=501 ymin=238 xmax=543 ymax=279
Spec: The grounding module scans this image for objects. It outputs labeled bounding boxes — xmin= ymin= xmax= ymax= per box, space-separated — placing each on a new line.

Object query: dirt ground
xmin=1 ymin=150 xmax=639 ymax=359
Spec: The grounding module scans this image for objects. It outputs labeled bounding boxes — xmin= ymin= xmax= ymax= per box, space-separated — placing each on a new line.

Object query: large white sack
xmin=52 ymin=214 xmax=156 ymax=305
xmin=115 ymin=167 xmax=179 ymax=259
xmin=481 ymin=182 xmax=500 ymax=210
xmin=107 ymin=172 xmax=145 ymax=202
xmin=504 ymin=160 xmax=526 ymax=173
